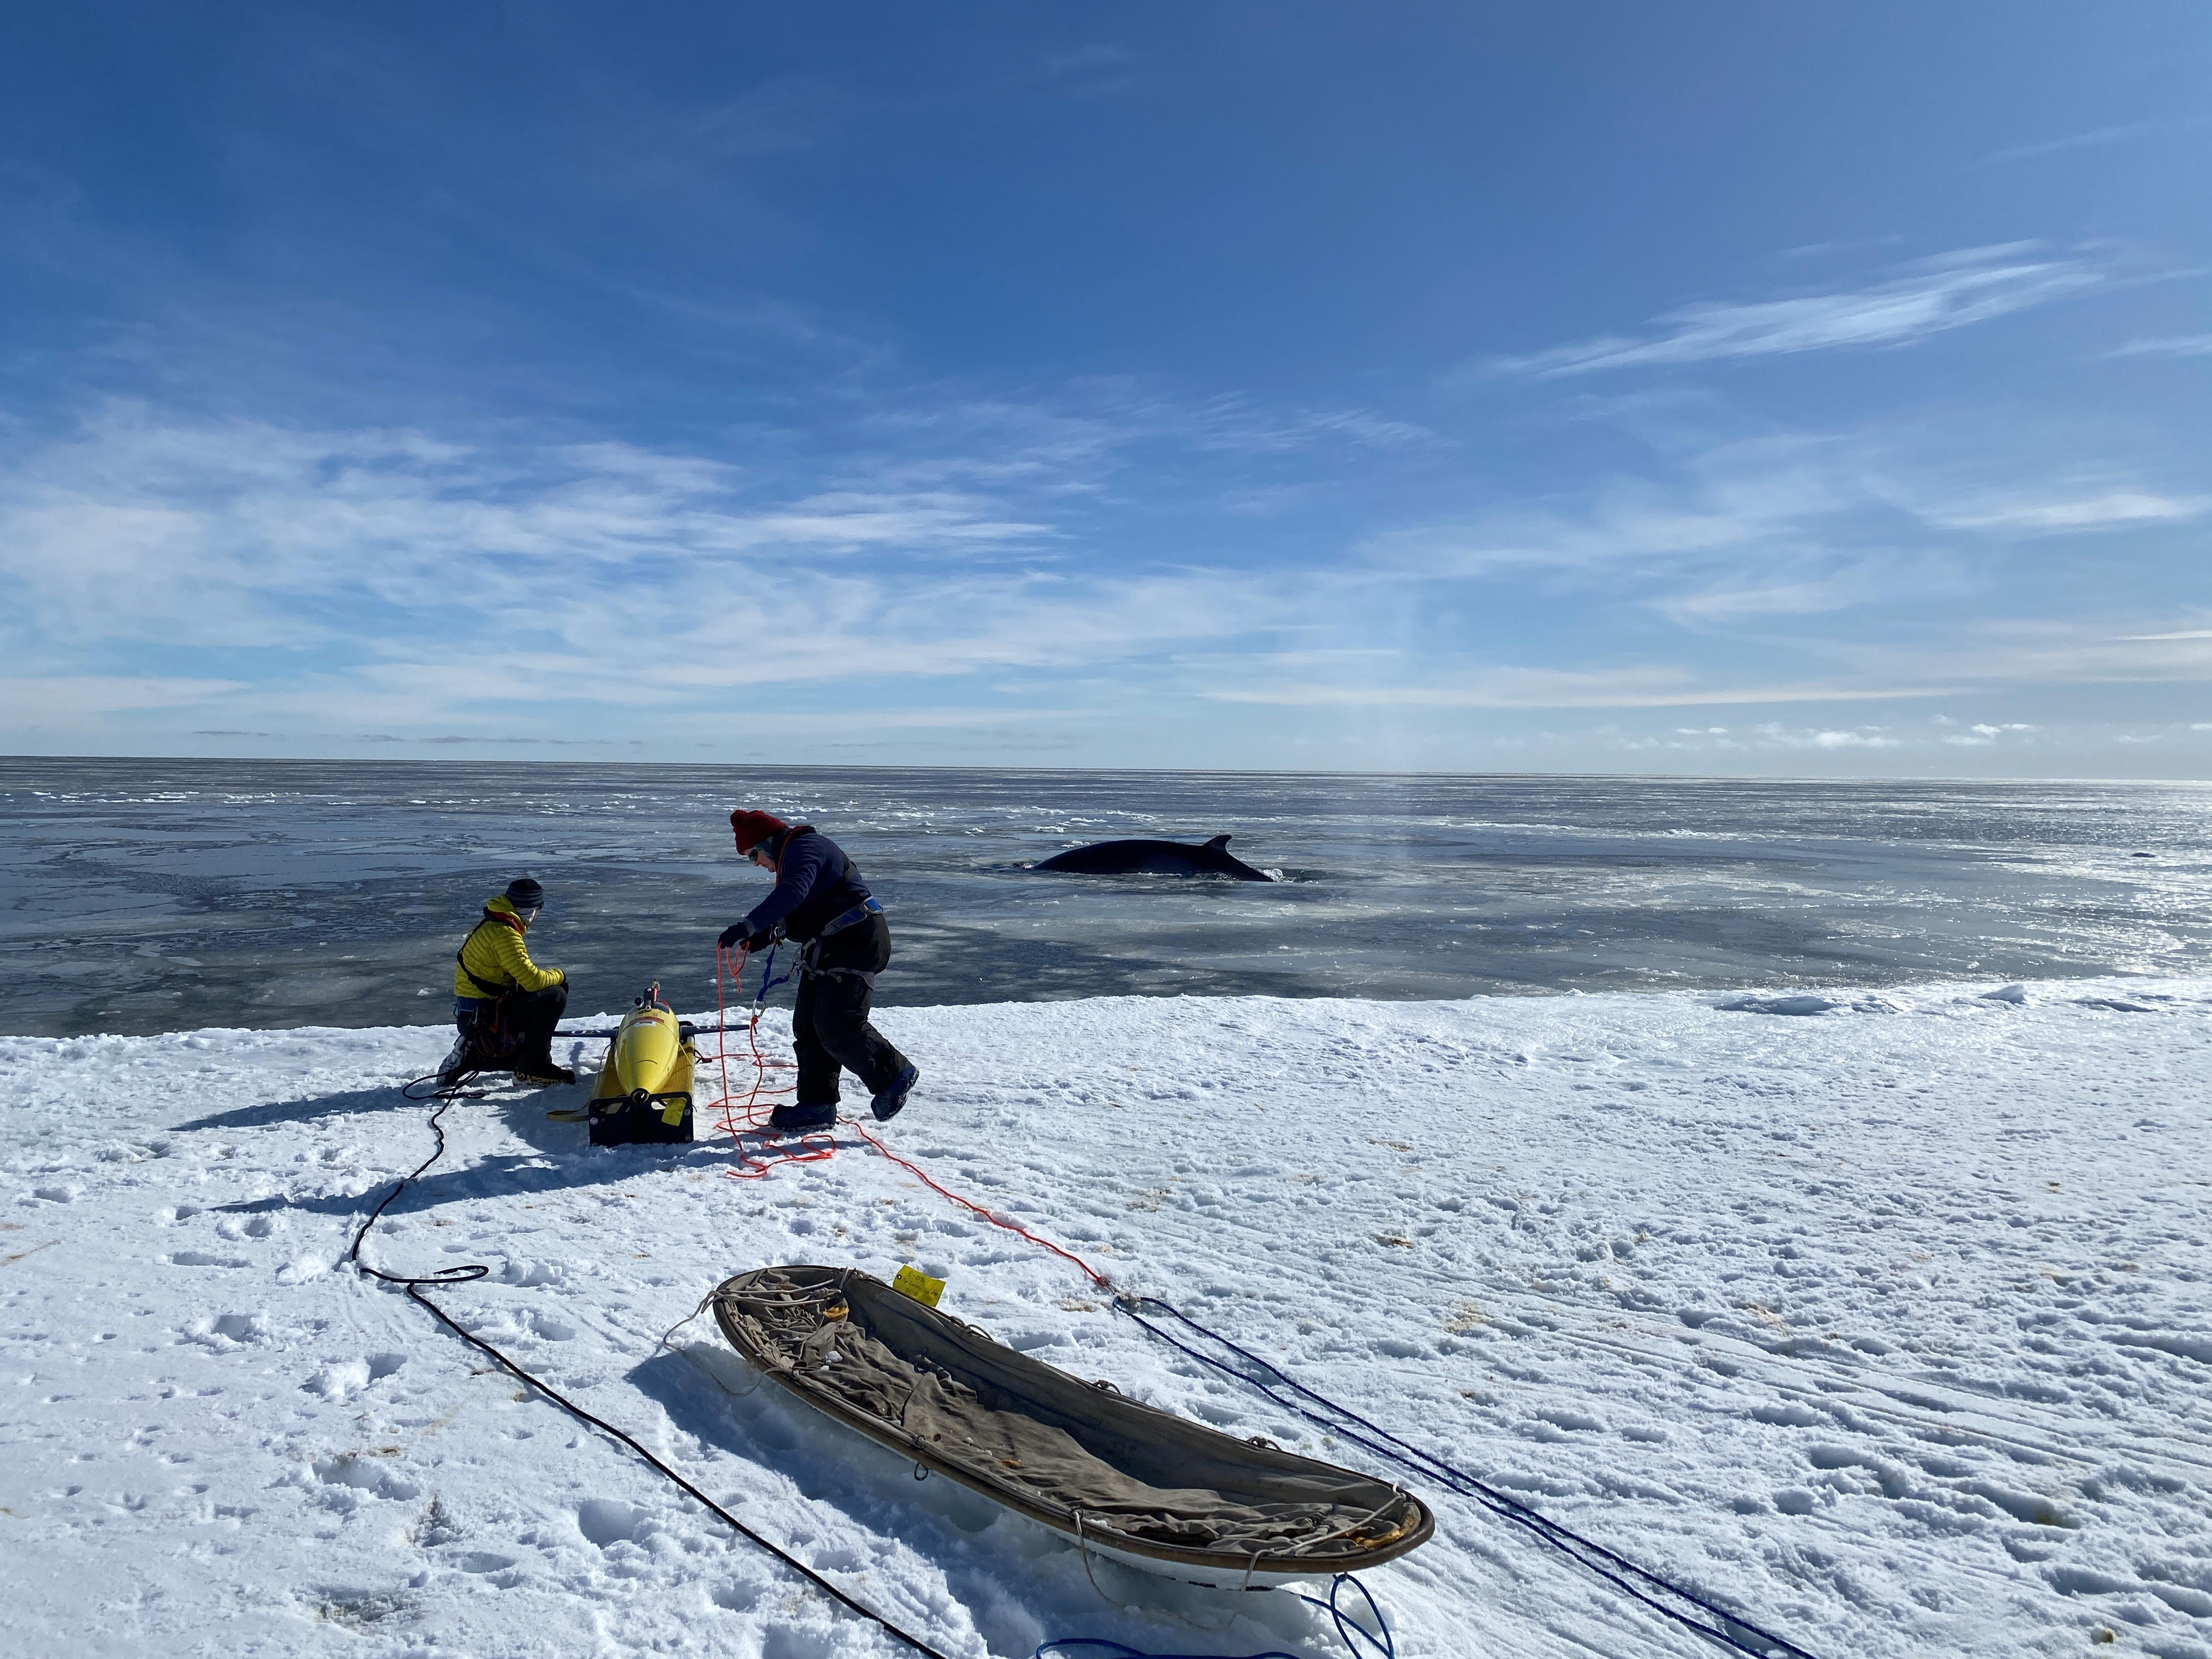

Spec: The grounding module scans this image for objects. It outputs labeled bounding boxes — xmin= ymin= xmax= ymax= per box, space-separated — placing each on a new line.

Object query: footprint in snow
xmin=303 ymin=1354 xmax=404 ymax=1401
xmin=312 ymin=1453 xmax=419 ymax=1503
xmin=575 ymin=1498 xmax=650 ymax=1547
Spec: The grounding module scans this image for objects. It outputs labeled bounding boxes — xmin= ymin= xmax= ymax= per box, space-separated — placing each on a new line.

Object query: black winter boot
xmin=870 ymin=1064 xmax=919 ymax=1122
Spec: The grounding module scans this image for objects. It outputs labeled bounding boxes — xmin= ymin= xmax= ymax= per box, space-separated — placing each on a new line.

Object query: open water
xmin=1 ymin=757 xmax=2207 ymax=1037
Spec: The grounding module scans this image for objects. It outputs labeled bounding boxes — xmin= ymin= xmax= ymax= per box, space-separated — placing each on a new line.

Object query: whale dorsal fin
xmin=1204 ymin=834 xmax=1231 ymax=850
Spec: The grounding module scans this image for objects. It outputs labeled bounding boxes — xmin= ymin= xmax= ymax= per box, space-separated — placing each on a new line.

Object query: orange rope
xmin=848 ymin=1121 xmax=1111 ymax=1289
xmin=697 ymin=950 xmax=1108 ymax=1284
xmin=703 ymin=943 xmax=833 ymax=1180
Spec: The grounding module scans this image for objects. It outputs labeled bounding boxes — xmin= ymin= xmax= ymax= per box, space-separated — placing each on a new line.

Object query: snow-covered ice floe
xmin=3 ymin=978 xmax=2209 ymax=1658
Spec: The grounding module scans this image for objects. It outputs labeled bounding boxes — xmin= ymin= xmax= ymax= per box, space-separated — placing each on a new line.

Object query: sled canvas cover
xmin=711 ymin=1266 xmax=1432 ymax=1580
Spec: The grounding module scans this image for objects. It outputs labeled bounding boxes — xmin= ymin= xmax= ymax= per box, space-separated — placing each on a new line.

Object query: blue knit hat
xmin=504 ymin=877 xmax=546 ymax=911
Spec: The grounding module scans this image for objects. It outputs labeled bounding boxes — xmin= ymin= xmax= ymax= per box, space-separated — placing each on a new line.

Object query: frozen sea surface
xmin=2 ymin=978 xmax=2208 ymax=1656
xmin=2 ymin=757 xmax=2208 ymax=1037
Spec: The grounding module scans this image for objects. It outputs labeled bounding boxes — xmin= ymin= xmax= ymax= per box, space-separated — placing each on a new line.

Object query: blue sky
xmin=2 ymin=2 xmax=2208 ymax=775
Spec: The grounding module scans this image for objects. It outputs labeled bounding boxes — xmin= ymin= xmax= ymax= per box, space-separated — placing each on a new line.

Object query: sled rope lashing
xmin=1114 ymin=1296 xmax=1822 ymax=1659
xmin=704 ymin=941 xmax=832 ymax=1180
xmin=349 ymin=1074 xmax=959 ymax=1659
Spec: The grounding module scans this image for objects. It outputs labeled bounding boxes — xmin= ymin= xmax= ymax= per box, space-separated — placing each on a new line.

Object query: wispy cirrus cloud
xmin=1365 ymin=417 xmax=2209 ymax=603
xmin=1198 ymin=613 xmax=2212 ymax=717
xmin=1201 ymin=666 xmax=1949 ymax=712
xmin=2109 ymin=334 xmax=2212 ymax=360
xmin=1975 ymin=122 xmax=2163 ymax=167
xmin=1654 ymin=557 xmax=1965 ymax=627
xmin=0 ymin=407 xmax=1067 ymax=654
xmin=0 ymin=395 xmax=1339 ymax=747
xmin=0 ymin=674 xmax=249 ymax=717
xmin=1482 ymin=244 xmax=2108 ymax=379
xmin=1920 ymin=488 xmax=2210 ymax=534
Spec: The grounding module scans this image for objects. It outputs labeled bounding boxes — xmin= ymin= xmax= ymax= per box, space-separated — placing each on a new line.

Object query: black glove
xmin=717 ymin=923 xmax=748 ymax=951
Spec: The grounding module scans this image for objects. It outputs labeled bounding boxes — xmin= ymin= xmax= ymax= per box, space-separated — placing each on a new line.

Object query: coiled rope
xmin=703 ymin=940 xmax=836 ymax=1178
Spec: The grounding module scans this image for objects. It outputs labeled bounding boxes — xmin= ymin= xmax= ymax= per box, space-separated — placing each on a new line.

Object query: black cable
xmin=1115 ymin=1296 xmax=1821 ymax=1659
xmin=350 ymin=1080 xmax=960 ymax=1659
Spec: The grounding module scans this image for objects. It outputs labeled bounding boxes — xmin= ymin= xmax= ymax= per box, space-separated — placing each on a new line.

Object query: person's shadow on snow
xmin=174 ymin=1084 xmax=418 ymax=1132
xmin=191 ymin=1068 xmax=738 ymax=1220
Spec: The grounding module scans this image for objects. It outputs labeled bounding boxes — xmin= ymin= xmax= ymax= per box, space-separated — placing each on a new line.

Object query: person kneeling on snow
xmin=444 ymin=877 xmax=574 ymax=1086
xmin=718 ymin=810 xmax=919 ymax=1131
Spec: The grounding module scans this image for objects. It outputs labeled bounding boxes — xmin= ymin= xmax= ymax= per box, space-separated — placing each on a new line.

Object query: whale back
xmin=1034 ymin=835 xmax=1273 ymax=881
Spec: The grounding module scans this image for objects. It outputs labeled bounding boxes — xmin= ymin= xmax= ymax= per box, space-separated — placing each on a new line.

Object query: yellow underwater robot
xmin=586 ymin=984 xmax=697 ymax=1146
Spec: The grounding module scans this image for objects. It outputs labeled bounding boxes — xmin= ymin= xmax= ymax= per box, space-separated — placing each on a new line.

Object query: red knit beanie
xmin=730 ymin=809 xmax=787 ymax=854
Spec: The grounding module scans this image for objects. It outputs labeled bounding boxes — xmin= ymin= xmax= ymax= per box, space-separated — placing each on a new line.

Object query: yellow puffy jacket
xmin=452 ymin=896 xmax=566 ymax=997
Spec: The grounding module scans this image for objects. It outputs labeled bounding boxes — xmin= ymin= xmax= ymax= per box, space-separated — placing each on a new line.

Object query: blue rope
xmin=748 ymin=941 xmax=796 ymax=1006
xmin=1295 ymin=1573 xmax=1393 ymax=1659
xmin=1113 ymin=1296 xmax=1820 ymax=1659
xmin=1035 ymin=1572 xmax=1391 ymax=1659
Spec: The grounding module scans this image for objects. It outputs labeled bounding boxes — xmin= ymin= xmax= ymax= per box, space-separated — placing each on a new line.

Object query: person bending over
xmin=719 ymin=810 xmax=919 ymax=1131
xmin=444 ymin=876 xmax=574 ymax=1086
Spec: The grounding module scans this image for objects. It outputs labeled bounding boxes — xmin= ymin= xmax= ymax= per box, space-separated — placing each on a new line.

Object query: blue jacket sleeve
xmin=744 ymin=834 xmax=832 ymax=934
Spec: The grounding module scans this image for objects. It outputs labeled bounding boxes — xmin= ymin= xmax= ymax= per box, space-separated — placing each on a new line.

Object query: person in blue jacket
xmin=718 ymin=809 xmax=919 ymax=1132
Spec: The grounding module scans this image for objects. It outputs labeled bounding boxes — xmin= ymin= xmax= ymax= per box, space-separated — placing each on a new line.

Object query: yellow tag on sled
xmin=892 ymin=1265 xmax=945 ymax=1308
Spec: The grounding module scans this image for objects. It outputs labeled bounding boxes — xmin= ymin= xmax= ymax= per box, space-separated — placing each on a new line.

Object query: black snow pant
xmin=506 ymin=983 xmax=568 ymax=1070
xmin=461 ymin=982 xmax=568 ymax=1071
xmin=792 ymin=913 xmax=908 ymax=1109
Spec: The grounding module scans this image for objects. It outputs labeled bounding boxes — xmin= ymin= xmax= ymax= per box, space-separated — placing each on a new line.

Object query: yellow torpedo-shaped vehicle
xmin=586 ymin=984 xmax=697 ymax=1146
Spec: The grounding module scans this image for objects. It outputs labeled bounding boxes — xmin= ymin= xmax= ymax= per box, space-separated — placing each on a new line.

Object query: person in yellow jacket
xmin=442 ymin=877 xmax=574 ymax=1086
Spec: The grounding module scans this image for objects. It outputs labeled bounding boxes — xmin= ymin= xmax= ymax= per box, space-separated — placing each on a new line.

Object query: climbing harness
xmin=815 ymin=893 xmax=885 ymax=939
xmin=453 ymin=916 xmax=516 ymax=1000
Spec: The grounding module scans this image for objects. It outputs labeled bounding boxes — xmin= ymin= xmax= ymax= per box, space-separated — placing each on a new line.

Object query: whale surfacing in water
xmin=1032 ymin=834 xmax=1274 ymax=882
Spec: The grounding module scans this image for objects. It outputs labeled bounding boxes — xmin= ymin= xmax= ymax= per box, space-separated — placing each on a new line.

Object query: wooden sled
xmin=710 ymin=1265 xmax=1434 ymax=1589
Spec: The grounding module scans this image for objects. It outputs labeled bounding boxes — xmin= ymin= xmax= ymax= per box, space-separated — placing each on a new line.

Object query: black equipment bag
xmin=588 ymin=1090 xmax=694 ymax=1146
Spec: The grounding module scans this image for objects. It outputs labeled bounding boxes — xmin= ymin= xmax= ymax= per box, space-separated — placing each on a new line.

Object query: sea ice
xmin=3 ymin=977 xmax=2209 ymax=1657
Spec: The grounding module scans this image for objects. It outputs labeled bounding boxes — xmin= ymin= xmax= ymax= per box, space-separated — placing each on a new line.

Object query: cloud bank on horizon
xmin=1 ymin=3 xmax=2207 ymax=776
